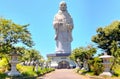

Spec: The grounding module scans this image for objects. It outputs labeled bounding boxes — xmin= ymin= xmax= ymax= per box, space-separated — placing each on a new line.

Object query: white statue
xmin=53 ymin=1 xmax=73 ymax=53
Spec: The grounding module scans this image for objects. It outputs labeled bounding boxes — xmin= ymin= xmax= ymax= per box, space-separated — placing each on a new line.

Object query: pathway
xmin=40 ymin=69 xmax=88 ymax=79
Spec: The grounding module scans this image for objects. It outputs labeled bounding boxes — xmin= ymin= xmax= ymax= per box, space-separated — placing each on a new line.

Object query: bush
xmin=0 ymin=57 xmax=10 ymax=72
xmin=75 ymin=68 xmax=81 ymax=73
xmin=36 ymin=67 xmax=55 ymax=76
xmin=17 ymin=64 xmax=55 ymax=77
xmin=0 ymin=73 xmax=7 ymax=79
xmin=92 ymin=57 xmax=104 ymax=75
xmin=17 ymin=64 xmax=37 ymax=76
xmin=112 ymin=64 xmax=120 ymax=77
xmin=0 ymin=59 xmax=55 ymax=78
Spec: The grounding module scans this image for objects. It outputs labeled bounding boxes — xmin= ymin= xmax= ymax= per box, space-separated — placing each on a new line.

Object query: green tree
xmin=20 ymin=49 xmax=43 ymax=62
xmin=29 ymin=49 xmax=43 ymax=61
xmin=92 ymin=21 xmax=120 ymax=55
xmin=0 ymin=18 xmax=33 ymax=54
xmin=92 ymin=21 xmax=120 ymax=68
xmin=70 ymin=45 xmax=96 ymax=71
xmin=69 ymin=47 xmax=84 ymax=68
xmin=85 ymin=45 xmax=96 ymax=71
xmin=19 ymin=48 xmax=43 ymax=71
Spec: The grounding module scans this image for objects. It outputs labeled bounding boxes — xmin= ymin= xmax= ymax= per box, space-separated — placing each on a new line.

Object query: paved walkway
xmin=41 ymin=69 xmax=86 ymax=79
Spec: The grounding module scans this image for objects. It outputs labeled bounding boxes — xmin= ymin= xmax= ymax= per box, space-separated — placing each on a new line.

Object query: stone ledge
xmin=47 ymin=53 xmax=70 ymax=57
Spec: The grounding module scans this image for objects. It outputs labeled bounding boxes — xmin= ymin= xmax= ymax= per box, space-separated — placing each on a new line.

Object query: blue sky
xmin=0 ymin=0 xmax=120 ymax=58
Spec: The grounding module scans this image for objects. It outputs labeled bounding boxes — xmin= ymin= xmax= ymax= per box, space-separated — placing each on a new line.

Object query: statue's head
xmin=59 ymin=1 xmax=67 ymax=11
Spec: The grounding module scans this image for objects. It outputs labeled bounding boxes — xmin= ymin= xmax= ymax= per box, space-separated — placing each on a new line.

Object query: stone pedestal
xmin=47 ymin=53 xmax=76 ymax=69
xmin=8 ymin=62 xmax=21 ymax=76
xmin=100 ymin=72 xmax=112 ymax=76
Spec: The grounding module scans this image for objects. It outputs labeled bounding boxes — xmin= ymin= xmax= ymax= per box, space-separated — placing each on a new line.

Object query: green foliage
xmin=17 ymin=64 xmax=55 ymax=77
xmin=69 ymin=47 xmax=86 ymax=68
xmin=92 ymin=21 xmax=120 ymax=55
xmin=112 ymin=64 xmax=120 ymax=77
xmin=76 ymin=57 xmax=104 ymax=76
xmin=22 ymin=71 xmax=37 ymax=77
xmin=19 ymin=48 xmax=43 ymax=62
xmin=0 ymin=58 xmax=9 ymax=67
xmin=36 ymin=67 xmax=55 ymax=76
xmin=17 ymin=64 xmax=37 ymax=76
xmin=0 ymin=57 xmax=10 ymax=72
xmin=0 ymin=17 xmax=33 ymax=54
xmin=75 ymin=68 xmax=81 ymax=73
xmin=0 ymin=63 xmax=55 ymax=78
xmin=92 ymin=21 xmax=120 ymax=70
xmin=75 ymin=68 xmax=94 ymax=76
xmin=0 ymin=73 xmax=7 ymax=79
xmin=70 ymin=45 xmax=96 ymax=70
xmin=91 ymin=57 xmax=104 ymax=75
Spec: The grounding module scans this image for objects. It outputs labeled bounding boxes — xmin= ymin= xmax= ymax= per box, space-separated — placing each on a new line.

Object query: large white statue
xmin=53 ymin=1 xmax=74 ymax=53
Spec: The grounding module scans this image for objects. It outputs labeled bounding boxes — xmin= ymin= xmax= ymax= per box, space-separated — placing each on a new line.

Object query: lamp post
xmin=99 ymin=53 xmax=113 ymax=76
xmin=8 ymin=52 xmax=21 ymax=76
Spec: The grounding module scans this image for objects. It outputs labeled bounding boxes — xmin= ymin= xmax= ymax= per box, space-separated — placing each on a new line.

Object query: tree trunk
xmin=75 ymin=60 xmax=81 ymax=68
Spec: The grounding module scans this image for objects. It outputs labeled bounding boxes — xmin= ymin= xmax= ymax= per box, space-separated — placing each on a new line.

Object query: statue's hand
xmin=66 ymin=24 xmax=73 ymax=30
xmin=59 ymin=22 xmax=63 ymax=26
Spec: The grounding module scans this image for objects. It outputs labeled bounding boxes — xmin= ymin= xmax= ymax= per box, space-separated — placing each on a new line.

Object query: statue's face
xmin=60 ymin=2 xmax=67 ymax=11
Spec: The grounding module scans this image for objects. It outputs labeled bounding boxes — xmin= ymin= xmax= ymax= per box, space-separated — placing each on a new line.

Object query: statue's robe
xmin=53 ymin=10 xmax=73 ymax=53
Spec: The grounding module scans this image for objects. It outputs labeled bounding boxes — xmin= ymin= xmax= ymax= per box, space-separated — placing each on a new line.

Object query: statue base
xmin=8 ymin=63 xmax=21 ymax=76
xmin=8 ymin=70 xmax=21 ymax=76
xmin=47 ymin=53 xmax=76 ymax=69
xmin=100 ymin=72 xmax=112 ymax=76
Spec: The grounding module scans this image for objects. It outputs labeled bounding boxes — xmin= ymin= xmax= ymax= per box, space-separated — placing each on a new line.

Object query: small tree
xmin=0 ymin=17 xmax=34 ymax=72
xmin=69 ymin=47 xmax=85 ymax=68
xmin=0 ymin=18 xmax=34 ymax=54
xmin=92 ymin=21 xmax=120 ymax=69
xmin=92 ymin=21 xmax=120 ymax=55
xmin=70 ymin=45 xmax=96 ymax=71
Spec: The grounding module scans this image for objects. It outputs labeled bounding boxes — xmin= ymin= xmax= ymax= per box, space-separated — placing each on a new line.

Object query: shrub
xmin=0 ymin=73 xmax=7 ymax=79
xmin=112 ymin=64 xmax=120 ymax=77
xmin=17 ymin=64 xmax=37 ymax=76
xmin=75 ymin=68 xmax=81 ymax=73
xmin=0 ymin=57 xmax=10 ymax=72
xmin=92 ymin=57 xmax=104 ymax=75
xmin=17 ymin=64 xmax=55 ymax=77
xmin=36 ymin=67 xmax=55 ymax=76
